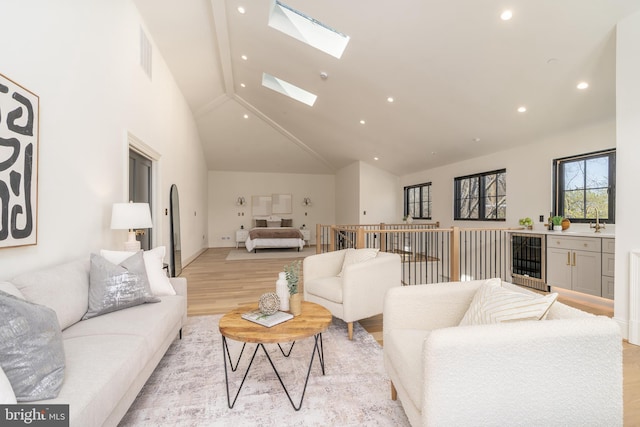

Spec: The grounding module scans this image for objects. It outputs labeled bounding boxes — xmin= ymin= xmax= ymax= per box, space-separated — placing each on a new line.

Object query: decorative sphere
xmin=259 ymin=292 xmax=280 ymax=315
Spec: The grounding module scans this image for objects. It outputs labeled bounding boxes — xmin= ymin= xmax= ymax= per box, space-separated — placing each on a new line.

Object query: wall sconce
xmin=236 ymin=196 xmax=246 ymax=206
xmin=110 ymin=201 xmax=153 ymax=251
xmin=302 ymin=197 xmax=312 ymax=207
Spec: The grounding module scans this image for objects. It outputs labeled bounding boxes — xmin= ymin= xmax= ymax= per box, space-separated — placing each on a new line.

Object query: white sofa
xmin=0 ymin=257 xmax=187 ymax=427
xmin=304 ymin=249 xmax=401 ymax=339
xmin=383 ymin=279 xmax=623 ymax=427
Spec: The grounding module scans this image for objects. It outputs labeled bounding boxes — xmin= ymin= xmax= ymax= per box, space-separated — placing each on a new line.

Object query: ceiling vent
xmin=139 ymin=27 xmax=152 ymax=80
xmin=268 ymin=1 xmax=350 ymax=59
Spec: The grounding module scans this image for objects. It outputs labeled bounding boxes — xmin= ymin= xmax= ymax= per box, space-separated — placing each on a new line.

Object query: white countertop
xmin=508 ymin=227 xmax=615 ymax=238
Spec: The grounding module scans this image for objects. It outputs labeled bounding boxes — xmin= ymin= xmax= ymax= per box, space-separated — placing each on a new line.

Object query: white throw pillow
xmin=0 ymin=366 xmax=17 ymax=404
xmin=338 ymin=248 xmax=380 ymax=277
xmin=143 ymin=247 xmax=176 ymax=296
xmin=459 ymin=278 xmax=558 ymax=326
xmin=100 ymin=247 xmax=176 ymax=296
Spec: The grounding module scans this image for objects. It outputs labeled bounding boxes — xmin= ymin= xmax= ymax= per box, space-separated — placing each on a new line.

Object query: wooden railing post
xmin=356 ymin=227 xmax=365 ymax=249
xmin=450 ymin=226 xmax=460 ymax=281
xmin=315 ymin=223 xmax=321 ymax=254
xmin=380 ymin=223 xmax=387 ymax=252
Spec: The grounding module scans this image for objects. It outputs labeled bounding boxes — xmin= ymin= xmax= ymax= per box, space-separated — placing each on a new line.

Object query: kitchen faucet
xmin=589 ymin=208 xmax=606 ymax=233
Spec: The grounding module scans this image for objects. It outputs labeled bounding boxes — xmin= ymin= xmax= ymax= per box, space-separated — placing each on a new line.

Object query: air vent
xmin=139 ymin=27 xmax=152 ymax=80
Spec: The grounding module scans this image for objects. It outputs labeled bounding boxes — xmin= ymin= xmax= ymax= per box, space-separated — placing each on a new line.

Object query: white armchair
xmin=303 ymin=249 xmax=401 ymax=340
xmin=383 ymin=279 xmax=623 ymax=427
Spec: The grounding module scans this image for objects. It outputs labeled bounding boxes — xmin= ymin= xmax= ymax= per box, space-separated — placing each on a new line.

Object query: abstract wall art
xmin=0 ymin=73 xmax=39 ymax=248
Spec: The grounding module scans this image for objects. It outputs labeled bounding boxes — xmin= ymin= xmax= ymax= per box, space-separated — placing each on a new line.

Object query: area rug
xmin=119 ymin=315 xmax=409 ymax=427
xmin=225 ymin=246 xmax=317 ymax=261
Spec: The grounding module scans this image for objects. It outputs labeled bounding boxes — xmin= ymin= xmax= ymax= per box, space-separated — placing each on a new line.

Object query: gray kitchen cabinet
xmin=546 ymin=235 xmax=602 ymax=297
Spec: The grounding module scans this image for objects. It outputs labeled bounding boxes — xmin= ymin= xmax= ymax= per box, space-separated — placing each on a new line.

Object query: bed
xmin=245 ymin=217 xmax=305 ymax=252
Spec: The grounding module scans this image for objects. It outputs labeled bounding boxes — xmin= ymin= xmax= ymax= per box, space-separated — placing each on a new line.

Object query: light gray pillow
xmin=0 ymin=290 xmax=65 ymax=402
xmin=83 ymin=252 xmax=159 ymax=320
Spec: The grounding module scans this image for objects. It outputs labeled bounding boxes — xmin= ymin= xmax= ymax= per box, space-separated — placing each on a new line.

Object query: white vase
xmin=276 ymin=272 xmax=289 ymax=311
xmin=406 ymin=215 xmax=413 ymax=224
xmin=553 ymin=225 xmax=562 ymax=231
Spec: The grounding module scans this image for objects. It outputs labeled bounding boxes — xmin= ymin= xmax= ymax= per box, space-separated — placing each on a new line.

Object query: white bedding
xmin=245 ymin=236 xmax=305 ymax=252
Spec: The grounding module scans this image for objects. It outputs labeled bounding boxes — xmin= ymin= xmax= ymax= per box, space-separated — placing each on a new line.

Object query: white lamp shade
xmin=110 ymin=202 xmax=153 ymax=230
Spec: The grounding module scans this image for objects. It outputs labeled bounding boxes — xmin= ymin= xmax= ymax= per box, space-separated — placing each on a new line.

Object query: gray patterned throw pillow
xmin=83 ymin=252 xmax=159 ymax=320
xmin=0 ymin=290 xmax=65 ymax=401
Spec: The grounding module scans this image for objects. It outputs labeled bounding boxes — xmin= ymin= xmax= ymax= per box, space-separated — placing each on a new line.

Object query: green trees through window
xmin=554 ymin=149 xmax=615 ymax=223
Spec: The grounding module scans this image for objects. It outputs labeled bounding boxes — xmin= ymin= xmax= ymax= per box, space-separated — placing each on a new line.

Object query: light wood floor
xmin=181 ymin=247 xmax=640 ymax=425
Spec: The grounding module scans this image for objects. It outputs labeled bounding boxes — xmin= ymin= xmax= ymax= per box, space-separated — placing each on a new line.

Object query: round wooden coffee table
xmin=219 ymin=301 xmax=332 ymax=410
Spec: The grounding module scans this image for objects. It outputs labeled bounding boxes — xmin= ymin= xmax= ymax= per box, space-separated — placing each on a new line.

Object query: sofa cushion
xmin=11 ymin=259 xmax=89 ymax=330
xmin=459 ymin=279 xmax=558 ymax=326
xmin=305 ymin=276 xmax=344 ymax=303
xmin=100 ymin=247 xmax=176 ymax=297
xmin=64 ymin=294 xmax=185 ymax=351
xmin=0 ymin=366 xmax=16 ymax=404
xmin=83 ymin=253 xmax=159 ymax=320
xmin=385 ymin=329 xmax=430 ymax=411
xmin=338 ymin=248 xmax=380 ymax=277
xmin=42 ymin=334 xmax=152 ymax=427
xmin=0 ymin=291 xmax=65 ymax=402
xmin=0 ymin=281 xmax=25 ymax=300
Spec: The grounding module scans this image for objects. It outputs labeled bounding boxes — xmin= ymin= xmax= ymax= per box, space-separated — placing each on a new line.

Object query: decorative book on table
xmin=241 ymin=310 xmax=293 ymax=327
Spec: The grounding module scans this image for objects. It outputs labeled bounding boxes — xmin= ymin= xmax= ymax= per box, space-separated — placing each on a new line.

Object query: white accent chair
xmin=303 ymin=249 xmax=401 ymax=340
xmin=383 ymin=279 xmax=623 ymax=427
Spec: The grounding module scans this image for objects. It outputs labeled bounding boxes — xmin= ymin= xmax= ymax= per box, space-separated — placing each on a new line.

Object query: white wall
xmin=359 ymin=162 xmax=401 ymax=224
xmin=0 ymin=0 xmax=208 ymax=279
xmin=615 ymin=10 xmax=640 ymax=342
xmin=208 ymin=171 xmax=335 ymax=247
xmin=400 ymin=119 xmax=616 ymax=231
xmin=335 ymin=162 xmax=360 ymax=224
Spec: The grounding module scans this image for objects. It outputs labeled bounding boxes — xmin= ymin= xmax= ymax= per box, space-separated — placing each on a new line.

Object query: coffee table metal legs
xmin=222 ymin=334 xmax=325 ymax=411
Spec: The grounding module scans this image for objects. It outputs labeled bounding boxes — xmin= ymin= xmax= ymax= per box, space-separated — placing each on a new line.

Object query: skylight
xmin=268 ymin=1 xmax=350 ymax=59
xmin=262 ymin=73 xmax=317 ymax=106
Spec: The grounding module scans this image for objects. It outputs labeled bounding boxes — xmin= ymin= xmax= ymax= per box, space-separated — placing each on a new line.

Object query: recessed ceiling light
xmin=577 ymin=82 xmax=589 ymax=90
xmin=473 ymin=138 xmax=481 ymax=143
xmin=360 ymin=120 xmax=366 ymax=125
xmin=431 ymin=152 xmax=437 ymax=155
xmin=517 ymin=106 xmax=527 ymax=113
xmin=243 ymin=114 xmax=249 ymax=119
xmin=240 ymin=83 xmax=246 ymax=88
xmin=387 ymin=97 xmax=394 ymax=103
xmin=241 ymin=55 xmax=248 ymax=61
xmin=374 ymin=157 xmax=379 ymax=161
xmin=500 ymin=10 xmax=513 ymax=20
xmin=237 ymin=6 xmax=246 ymax=14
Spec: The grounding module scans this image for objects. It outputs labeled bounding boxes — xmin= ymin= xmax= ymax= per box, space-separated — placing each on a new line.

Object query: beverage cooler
xmin=510 ymin=233 xmax=549 ymax=292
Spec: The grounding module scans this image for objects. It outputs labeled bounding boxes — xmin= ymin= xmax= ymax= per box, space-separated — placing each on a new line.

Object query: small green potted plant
xmin=551 ymin=216 xmax=564 ymax=231
xmin=284 ymin=260 xmax=302 ymax=316
xmin=518 ymin=217 xmax=533 ymax=230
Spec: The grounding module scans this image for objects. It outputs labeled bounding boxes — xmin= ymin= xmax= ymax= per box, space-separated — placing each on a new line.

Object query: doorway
xmin=129 ymin=149 xmax=153 ymax=250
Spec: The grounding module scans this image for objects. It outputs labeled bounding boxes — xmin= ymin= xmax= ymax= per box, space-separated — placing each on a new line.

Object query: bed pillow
xmin=459 ymin=278 xmax=558 ymax=326
xmin=267 ymin=220 xmax=281 ymax=228
xmin=84 ymin=253 xmax=159 ymax=320
xmin=100 ymin=247 xmax=176 ymax=297
xmin=255 ymin=219 xmax=267 ymax=227
xmin=338 ymin=248 xmax=380 ymax=277
xmin=281 ymin=218 xmax=293 ymax=227
xmin=0 ymin=290 xmax=65 ymax=402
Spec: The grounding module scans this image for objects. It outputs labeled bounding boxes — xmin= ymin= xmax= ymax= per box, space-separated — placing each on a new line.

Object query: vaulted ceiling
xmin=133 ymin=0 xmax=640 ymax=176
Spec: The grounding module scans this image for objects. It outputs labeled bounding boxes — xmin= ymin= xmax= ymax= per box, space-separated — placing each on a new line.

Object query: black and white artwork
xmin=0 ymin=73 xmax=39 ymax=248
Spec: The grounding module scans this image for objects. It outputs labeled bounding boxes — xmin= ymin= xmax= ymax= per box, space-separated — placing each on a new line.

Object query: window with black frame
xmin=454 ymin=169 xmax=506 ymax=221
xmin=553 ymin=149 xmax=615 ymax=224
xmin=404 ymin=182 xmax=432 ymax=219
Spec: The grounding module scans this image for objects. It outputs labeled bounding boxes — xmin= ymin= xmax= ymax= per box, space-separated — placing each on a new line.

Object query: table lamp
xmin=110 ymin=202 xmax=153 ymax=251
